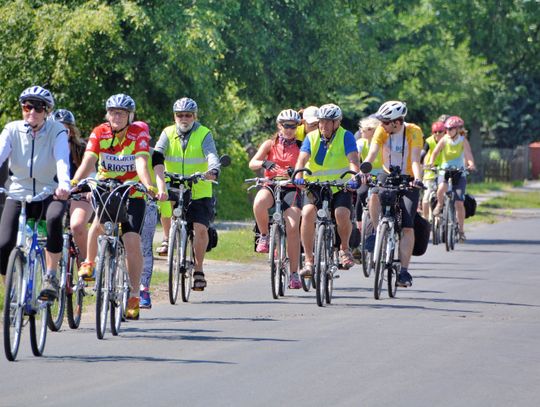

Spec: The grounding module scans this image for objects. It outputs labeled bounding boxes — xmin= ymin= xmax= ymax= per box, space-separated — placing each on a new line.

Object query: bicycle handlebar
xmin=0 ymin=187 xmax=52 ymax=203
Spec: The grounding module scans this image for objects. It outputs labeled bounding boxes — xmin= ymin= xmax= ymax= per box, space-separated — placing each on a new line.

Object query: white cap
xmin=303 ymin=106 xmax=319 ymax=125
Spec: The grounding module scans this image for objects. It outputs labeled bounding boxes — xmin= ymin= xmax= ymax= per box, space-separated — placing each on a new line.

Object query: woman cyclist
xmin=429 ymin=115 xmax=476 ymax=242
xmin=249 ymin=109 xmax=303 ymax=289
xmin=52 ymin=109 xmax=93 ymax=263
xmin=72 ymin=94 xmax=156 ymax=319
xmin=0 ymin=86 xmax=70 ymax=300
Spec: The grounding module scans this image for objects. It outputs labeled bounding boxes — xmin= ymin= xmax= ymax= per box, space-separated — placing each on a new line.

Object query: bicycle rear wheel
xmin=314 ymin=224 xmax=327 ymax=307
xmin=95 ymin=240 xmax=112 ymax=339
xmin=3 ymin=249 xmax=25 ymax=361
xmin=66 ymin=254 xmax=84 ymax=329
xmin=388 ymin=262 xmax=399 ymax=298
xmin=431 ymin=215 xmax=439 ymax=246
xmin=269 ymin=223 xmax=281 ymax=299
xmin=360 ymin=210 xmax=373 ymax=277
xmin=47 ymin=242 xmax=68 ymax=331
xmin=29 ymin=251 xmax=48 ymax=356
xmin=181 ymin=231 xmax=194 ymax=302
xmin=444 ymin=201 xmax=453 ymax=252
xmin=373 ymin=223 xmax=389 ymax=300
xmin=168 ymin=227 xmax=181 ymax=304
xmin=325 ymin=245 xmax=335 ymax=305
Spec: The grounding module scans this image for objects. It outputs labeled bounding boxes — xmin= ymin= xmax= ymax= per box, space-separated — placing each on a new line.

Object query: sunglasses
xmin=381 ymin=120 xmax=392 ymax=125
xmin=175 ymin=113 xmax=194 ymax=119
xmin=282 ymin=123 xmax=298 ymax=129
xmin=22 ymin=103 xmax=46 ymax=113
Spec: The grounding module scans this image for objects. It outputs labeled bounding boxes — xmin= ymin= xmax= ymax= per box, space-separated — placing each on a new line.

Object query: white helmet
xmin=106 ymin=94 xmax=136 ymax=112
xmin=173 ymin=97 xmax=198 ymax=113
xmin=317 ymin=103 xmax=342 ymax=120
xmin=375 ymin=101 xmax=407 ymax=121
xmin=276 ymin=109 xmax=301 ymax=123
xmin=19 ymin=86 xmax=55 ymax=109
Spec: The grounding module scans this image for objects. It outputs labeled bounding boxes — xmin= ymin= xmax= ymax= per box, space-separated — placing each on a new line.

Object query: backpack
xmin=413 ymin=214 xmax=430 ymax=256
xmin=464 ymin=194 xmax=477 ymax=218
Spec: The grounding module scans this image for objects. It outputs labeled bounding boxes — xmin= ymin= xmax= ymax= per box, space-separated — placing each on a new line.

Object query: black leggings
xmin=0 ymin=197 xmax=66 ymax=275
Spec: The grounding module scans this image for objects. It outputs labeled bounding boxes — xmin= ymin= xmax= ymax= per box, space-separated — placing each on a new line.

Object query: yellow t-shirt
xmin=372 ymin=123 xmax=423 ymax=176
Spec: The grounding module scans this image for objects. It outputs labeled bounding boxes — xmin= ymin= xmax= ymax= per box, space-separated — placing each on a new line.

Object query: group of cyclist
xmin=0 ymin=85 xmax=220 ymax=321
xmin=0 ymin=84 xmax=476 ymax=325
xmin=250 ymin=101 xmax=475 ymax=291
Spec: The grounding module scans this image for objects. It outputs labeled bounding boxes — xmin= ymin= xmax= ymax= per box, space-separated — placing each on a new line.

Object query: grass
xmin=206 ymin=228 xmax=263 ymax=263
xmin=467 ymin=180 xmax=523 ymax=195
xmin=480 ymin=191 xmax=540 ymax=209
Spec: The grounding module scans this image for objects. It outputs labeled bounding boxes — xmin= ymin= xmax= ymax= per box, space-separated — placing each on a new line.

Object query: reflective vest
xmin=440 ymin=135 xmax=465 ymax=169
xmin=163 ymin=124 xmax=212 ymax=199
xmin=357 ymin=138 xmax=383 ymax=174
xmin=305 ymin=127 xmax=349 ymax=183
xmin=423 ymin=135 xmax=441 ymax=180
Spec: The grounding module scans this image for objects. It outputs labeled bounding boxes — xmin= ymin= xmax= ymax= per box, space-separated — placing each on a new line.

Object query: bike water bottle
xmin=37 ymin=220 xmax=47 ymax=238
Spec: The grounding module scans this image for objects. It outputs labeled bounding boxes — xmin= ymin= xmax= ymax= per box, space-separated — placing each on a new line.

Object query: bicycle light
xmin=173 ymin=207 xmax=182 ymax=217
xmin=317 ymin=209 xmax=327 ymax=219
xmin=272 ymin=212 xmax=282 ymax=222
xmin=104 ymin=221 xmax=114 ymax=236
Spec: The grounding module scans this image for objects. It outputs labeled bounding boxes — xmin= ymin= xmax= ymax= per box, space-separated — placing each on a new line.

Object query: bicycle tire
xmin=373 ymin=223 xmax=389 ymax=300
xmin=110 ymin=244 xmax=124 ymax=336
xmin=314 ymin=224 xmax=327 ymax=307
xmin=66 ymin=254 xmax=83 ymax=329
xmin=181 ymin=231 xmax=194 ymax=302
xmin=269 ymin=223 xmax=280 ymax=299
xmin=444 ymin=198 xmax=452 ymax=252
xmin=47 ymin=242 xmax=68 ymax=331
xmin=360 ymin=210 xmax=373 ymax=277
xmin=3 ymin=249 xmax=25 ymax=361
xmin=95 ymin=240 xmax=112 ymax=339
xmin=168 ymin=227 xmax=181 ymax=304
xmin=388 ymin=263 xmax=398 ymax=298
xmin=278 ymin=228 xmax=287 ymax=297
xmin=431 ymin=215 xmax=439 ymax=246
xmin=325 ymin=239 xmax=335 ymax=305
xmin=300 ymin=253 xmax=311 ymax=292
xmin=29 ymin=251 xmax=48 ymax=356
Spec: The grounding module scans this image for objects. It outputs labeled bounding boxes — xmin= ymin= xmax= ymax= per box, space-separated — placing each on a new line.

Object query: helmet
xmin=431 ymin=121 xmax=445 ymax=133
xmin=173 ymin=97 xmax=198 ymax=113
xmin=445 ymin=115 xmax=465 ymax=129
xmin=19 ymin=86 xmax=55 ymax=109
xmin=105 ymin=94 xmax=136 ymax=112
xmin=302 ymin=106 xmax=319 ymax=124
xmin=276 ymin=109 xmax=301 ymax=124
xmin=375 ymin=101 xmax=407 ymax=121
xmin=317 ymin=103 xmax=342 ymax=120
xmin=52 ymin=109 xmax=76 ymax=125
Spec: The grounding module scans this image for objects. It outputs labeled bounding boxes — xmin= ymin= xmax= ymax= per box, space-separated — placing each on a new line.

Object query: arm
xmin=202 ymin=132 xmax=220 ymax=180
xmin=135 ymin=154 xmax=154 ymax=190
xmin=427 ymin=138 xmax=445 ymax=167
xmin=347 ymin=151 xmax=360 ymax=173
xmin=463 ymin=138 xmax=476 ymax=171
xmin=0 ymin=126 xmax=13 ymax=168
xmin=420 ymin=141 xmax=430 ymax=163
xmin=294 ymin=151 xmax=310 ymax=180
xmin=411 ymin=146 xmax=423 ymax=181
xmin=72 ymin=152 xmax=98 ymax=182
xmin=248 ymin=140 xmax=273 ymax=171
xmin=53 ymin=129 xmax=71 ymax=199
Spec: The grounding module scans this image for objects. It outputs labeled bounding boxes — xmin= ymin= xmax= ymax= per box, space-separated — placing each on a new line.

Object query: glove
xmin=293 ymin=178 xmax=305 ymax=186
xmin=261 ymin=160 xmax=277 ymax=170
xmin=413 ymin=179 xmax=425 ymax=189
xmin=346 ymin=180 xmax=359 ymax=190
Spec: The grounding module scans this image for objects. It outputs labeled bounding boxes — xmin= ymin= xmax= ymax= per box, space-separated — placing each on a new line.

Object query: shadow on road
xmin=465 ymin=239 xmax=540 ymax=246
xmin=44 ymin=354 xmax=235 ymax=364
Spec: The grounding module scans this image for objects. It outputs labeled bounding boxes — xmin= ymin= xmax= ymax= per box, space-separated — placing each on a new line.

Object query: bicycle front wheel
xmin=360 ymin=210 xmax=373 ymax=278
xmin=373 ymin=223 xmax=389 ymax=300
xmin=47 ymin=244 xmax=68 ymax=331
xmin=314 ymin=224 xmax=328 ymax=307
xmin=66 ymin=253 xmax=84 ymax=329
xmin=444 ymin=200 xmax=453 ymax=252
xmin=110 ymin=246 xmax=125 ymax=336
xmin=95 ymin=240 xmax=112 ymax=339
xmin=3 ymin=249 xmax=25 ymax=361
xmin=168 ymin=227 xmax=181 ymax=304
xmin=181 ymin=231 xmax=194 ymax=303
xmin=29 ymin=251 xmax=48 ymax=356
xmin=270 ymin=223 xmax=281 ymax=299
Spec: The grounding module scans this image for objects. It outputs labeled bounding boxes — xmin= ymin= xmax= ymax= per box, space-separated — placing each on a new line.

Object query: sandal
xmin=192 ymin=271 xmax=207 ymax=291
xmin=339 ymin=249 xmax=355 ymax=270
xmin=299 ymin=263 xmax=314 ymax=278
xmin=156 ymin=240 xmax=168 ymax=256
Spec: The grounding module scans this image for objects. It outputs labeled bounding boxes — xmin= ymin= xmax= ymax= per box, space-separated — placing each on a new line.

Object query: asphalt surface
xmin=1 ymin=214 xmax=540 ymax=406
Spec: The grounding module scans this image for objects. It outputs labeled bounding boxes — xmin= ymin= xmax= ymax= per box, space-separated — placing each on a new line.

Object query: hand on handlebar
xmin=412 ymin=179 xmax=425 ymax=189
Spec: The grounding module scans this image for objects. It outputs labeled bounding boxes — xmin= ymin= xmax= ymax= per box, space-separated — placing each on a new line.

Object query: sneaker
xmin=156 ymin=240 xmax=168 ymax=256
xmin=459 ymin=232 xmax=466 ymax=243
xmin=78 ymin=261 xmax=95 ymax=281
xmin=256 ymin=235 xmax=270 ymax=253
xmin=288 ymin=272 xmax=302 ymax=289
xmin=364 ymin=234 xmax=376 ymax=252
xmin=299 ymin=263 xmax=314 ymax=278
xmin=139 ymin=288 xmax=152 ymax=309
xmin=39 ymin=275 xmax=59 ymax=300
xmin=339 ymin=249 xmax=355 ymax=270
xmin=125 ymin=297 xmax=140 ymax=320
xmin=397 ymin=270 xmax=413 ymax=287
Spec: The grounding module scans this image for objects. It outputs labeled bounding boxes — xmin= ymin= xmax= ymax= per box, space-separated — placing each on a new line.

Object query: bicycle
xmin=246 ymin=172 xmax=302 ymax=299
xmin=165 ymin=171 xmax=217 ymax=304
xmin=438 ymin=166 xmax=466 ymax=252
xmin=359 ymin=176 xmax=376 ymax=278
xmin=2 ymin=188 xmax=51 ymax=361
xmin=74 ymin=178 xmax=147 ymax=339
xmin=46 ymin=195 xmax=86 ymax=331
xmin=299 ymin=169 xmax=356 ymax=307
xmin=369 ymin=166 xmax=415 ymax=300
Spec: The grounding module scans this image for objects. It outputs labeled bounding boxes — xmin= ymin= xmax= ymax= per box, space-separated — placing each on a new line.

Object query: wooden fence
xmin=480 ymin=145 xmax=529 ymax=182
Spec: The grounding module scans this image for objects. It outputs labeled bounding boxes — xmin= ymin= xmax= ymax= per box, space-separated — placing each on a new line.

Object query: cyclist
xmin=294 ymin=103 xmax=360 ymax=277
xmin=249 ymin=109 xmax=303 ymax=288
xmin=295 ymin=106 xmax=319 ymax=142
xmin=72 ymin=94 xmax=156 ymax=319
xmin=0 ymin=86 xmax=70 ymax=299
xmin=355 ymin=115 xmax=382 ymax=233
xmin=428 ymin=115 xmax=476 ymax=242
xmin=363 ymin=100 xmax=424 ymax=288
xmin=52 ymin=109 xmax=93 ymax=263
xmin=420 ymin=121 xmax=445 ymax=219
xmin=153 ymin=97 xmax=221 ymax=291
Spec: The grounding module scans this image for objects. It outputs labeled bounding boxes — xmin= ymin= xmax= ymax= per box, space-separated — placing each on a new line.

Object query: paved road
xmin=1 ymin=215 xmax=540 ymax=407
